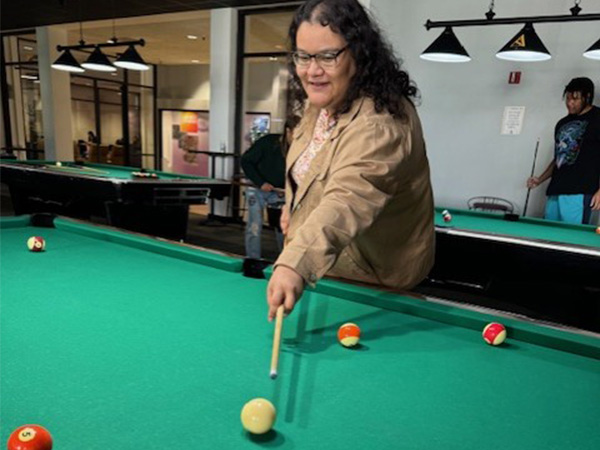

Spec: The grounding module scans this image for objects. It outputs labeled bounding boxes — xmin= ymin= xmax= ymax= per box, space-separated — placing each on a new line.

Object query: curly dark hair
xmin=287 ymin=0 xmax=418 ymax=121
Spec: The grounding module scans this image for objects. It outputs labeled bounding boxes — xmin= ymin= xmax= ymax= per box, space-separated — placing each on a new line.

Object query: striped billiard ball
xmin=27 ymin=236 xmax=46 ymax=252
xmin=338 ymin=323 xmax=361 ymax=347
xmin=482 ymin=322 xmax=506 ymax=346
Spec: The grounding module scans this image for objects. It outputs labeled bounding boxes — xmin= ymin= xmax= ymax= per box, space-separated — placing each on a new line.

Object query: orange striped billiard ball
xmin=338 ymin=323 xmax=361 ymax=347
xmin=7 ymin=425 xmax=53 ymax=450
xmin=482 ymin=322 xmax=506 ymax=346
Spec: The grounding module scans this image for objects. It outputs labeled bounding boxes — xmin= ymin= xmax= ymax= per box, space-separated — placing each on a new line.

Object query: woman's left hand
xmin=267 ymin=266 xmax=305 ymax=321
xmin=591 ymin=190 xmax=600 ymax=211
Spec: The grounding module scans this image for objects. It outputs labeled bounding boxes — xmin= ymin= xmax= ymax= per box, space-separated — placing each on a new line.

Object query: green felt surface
xmin=1 ymin=160 xmax=211 ymax=181
xmin=1 ymin=219 xmax=600 ymax=450
xmin=435 ymin=207 xmax=599 ymax=248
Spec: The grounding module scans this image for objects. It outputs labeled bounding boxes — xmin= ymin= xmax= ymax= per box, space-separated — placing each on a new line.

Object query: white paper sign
xmin=501 ymin=106 xmax=526 ymax=135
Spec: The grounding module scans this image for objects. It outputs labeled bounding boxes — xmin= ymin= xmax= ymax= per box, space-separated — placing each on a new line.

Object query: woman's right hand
xmin=280 ymin=205 xmax=290 ymax=236
xmin=267 ymin=265 xmax=304 ymax=321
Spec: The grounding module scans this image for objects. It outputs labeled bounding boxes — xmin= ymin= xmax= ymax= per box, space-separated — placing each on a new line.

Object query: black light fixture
xmin=114 ymin=45 xmax=149 ymax=70
xmin=496 ymin=23 xmax=551 ymax=62
xmin=81 ymin=47 xmax=116 ymax=72
xmin=424 ymin=1 xmax=600 ymax=63
xmin=51 ymin=49 xmax=85 ymax=73
xmin=583 ymin=37 xmax=600 ymax=60
xmin=52 ymin=39 xmax=147 ymax=74
xmin=420 ymin=27 xmax=471 ymax=63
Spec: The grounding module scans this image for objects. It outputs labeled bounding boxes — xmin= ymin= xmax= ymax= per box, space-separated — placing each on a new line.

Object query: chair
xmin=467 ymin=196 xmax=516 ymax=214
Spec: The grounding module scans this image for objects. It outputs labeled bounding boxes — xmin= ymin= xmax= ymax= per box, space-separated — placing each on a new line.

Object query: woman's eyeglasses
xmin=292 ymin=47 xmax=347 ymax=69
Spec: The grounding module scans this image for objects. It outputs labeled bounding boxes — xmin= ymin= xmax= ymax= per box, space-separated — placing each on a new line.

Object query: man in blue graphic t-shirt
xmin=528 ymin=77 xmax=600 ymax=224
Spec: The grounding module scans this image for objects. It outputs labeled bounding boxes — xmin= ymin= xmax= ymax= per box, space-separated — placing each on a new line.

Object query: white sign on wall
xmin=501 ymin=106 xmax=526 ymax=135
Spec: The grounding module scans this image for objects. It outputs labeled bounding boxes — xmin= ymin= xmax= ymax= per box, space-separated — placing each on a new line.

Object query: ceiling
xmin=4 ymin=3 xmax=297 ymax=66
xmin=6 ymin=10 xmax=296 ymax=68
xmin=63 ymin=8 xmax=294 ymax=65
xmin=1 ymin=0 xmax=295 ymax=32
xmin=66 ymin=11 xmax=213 ymax=65
xmin=244 ymin=10 xmax=294 ymax=53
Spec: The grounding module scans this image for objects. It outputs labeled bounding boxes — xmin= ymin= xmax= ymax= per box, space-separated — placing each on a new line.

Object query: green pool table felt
xmin=1 ymin=217 xmax=599 ymax=449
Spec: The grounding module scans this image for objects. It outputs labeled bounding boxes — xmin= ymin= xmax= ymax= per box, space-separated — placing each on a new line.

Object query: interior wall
xmin=71 ymin=100 xmax=122 ymax=146
xmin=371 ymin=0 xmax=599 ymax=222
xmin=245 ymin=60 xmax=288 ymax=134
xmin=37 ymin=26 xmax=73 ymax=161
xmin=156 ymin=61 xmax=288 ymax=142
xmin=0 ymin=85 xmax=5 ymax=150
xmin=157 ymin=64 xmax=211 ymax=111
xmin=71 ymin=100 xmax=95 ymax=142
xmin=140 ymin=70 xmax=155 ymax=169
xmin=99 ymin=104 xmax=123 ymax=146
xmin=4 ymin=37 xmax=27 ymax=151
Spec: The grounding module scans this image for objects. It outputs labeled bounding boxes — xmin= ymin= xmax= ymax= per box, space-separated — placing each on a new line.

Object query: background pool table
xmin=429 ymin=207 xmax=600 ymax=331
xmin=0 ymin=160 xmax=231 ymax=240
xmin=1 ymin=215 xmax=599 ymax=449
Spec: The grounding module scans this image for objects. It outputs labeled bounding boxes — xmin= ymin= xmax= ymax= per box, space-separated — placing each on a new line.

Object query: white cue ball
xmin=241 ymin=398 xmax=276 ymax=434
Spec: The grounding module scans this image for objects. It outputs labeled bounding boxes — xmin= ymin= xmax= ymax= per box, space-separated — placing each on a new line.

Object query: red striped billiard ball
xmin=338 ymin=323 xmax=361 ymax=347
xmin=482 ymin=323 xmax=507 ymax=346
xmin=27 ymin=236 xmax=46 ymax=252
xmin=7 ymin=425 xmax=53 ymax=450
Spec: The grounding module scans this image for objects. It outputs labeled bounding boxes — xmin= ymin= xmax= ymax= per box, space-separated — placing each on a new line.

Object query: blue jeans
xmin=245 ymin=188 xmax=285 ymax=259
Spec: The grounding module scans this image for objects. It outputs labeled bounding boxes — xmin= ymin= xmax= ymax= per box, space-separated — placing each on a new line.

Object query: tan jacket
xmin=275 ymin=96 xmax=435 ymax=290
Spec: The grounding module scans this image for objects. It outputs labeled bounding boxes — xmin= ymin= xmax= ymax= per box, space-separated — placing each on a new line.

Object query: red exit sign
xmin=509 ymin=71 xmax=522 ymax=84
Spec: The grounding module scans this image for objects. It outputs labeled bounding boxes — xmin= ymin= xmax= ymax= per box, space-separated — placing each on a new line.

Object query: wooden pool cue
xmin=523 ymin=138 xmax=540 ymax=217
xmin=270 ymin=305 xmax=285 ymax=379
xmin=47 ymin=164 xmax=108 ymax=175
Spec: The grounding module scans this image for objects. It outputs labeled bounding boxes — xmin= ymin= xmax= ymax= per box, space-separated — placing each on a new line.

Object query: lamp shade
xmin=114 ymin=45 xmax=149 ymax=71
xmin=583 ymin=38 xmax=600 ymax=60
xmin=420 ymin=27 xmax=471 ymax=63
xmin=496 ymin=23 xmax=551 ymax=61
xmin=51 ymin=49 xmax=85 ymax=73
xmin=82 ymin=47 xmax=116 ymax=72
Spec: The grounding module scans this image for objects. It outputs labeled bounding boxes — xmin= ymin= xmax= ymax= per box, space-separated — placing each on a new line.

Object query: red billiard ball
xmin=482 ymin=322 xmax=507 ymax=346
xmin=27 ymin=236 xmax=46 ymax=252
xmin=7 ymin=425 xmax=53 ymax=450
xmin=443 ymin=214 xmax=452 ymax=223
xmin=596 ymin=226 xmax=600 ymax=235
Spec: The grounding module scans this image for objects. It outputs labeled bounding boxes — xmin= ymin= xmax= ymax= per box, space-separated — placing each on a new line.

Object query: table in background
xmin=0 ymin=160 xmax=231 ymax=240
xmin=430 ymin=207 xmax=600 ymax=331
xmin=1 ymin=215 xmax=599 ymax=450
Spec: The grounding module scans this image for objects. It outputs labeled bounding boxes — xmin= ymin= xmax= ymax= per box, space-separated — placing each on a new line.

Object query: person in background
xmin=266 ymin=0 xmax=435 ymax=321
xmin=241 ymin=120 xmax=297 ymax=259
xmin=87 ymin=131 xmax=98 ymax=160
xmin=527 ymin=77 xmax=600 ymax=224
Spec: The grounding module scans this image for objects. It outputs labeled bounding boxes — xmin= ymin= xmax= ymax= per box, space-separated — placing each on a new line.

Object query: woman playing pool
xmin=267 ymin=0 xmax=434 ymax=321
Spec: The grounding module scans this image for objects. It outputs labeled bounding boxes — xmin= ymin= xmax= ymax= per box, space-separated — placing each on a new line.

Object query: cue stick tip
xmin=270 ymin=370 xmax=278 ymax=380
